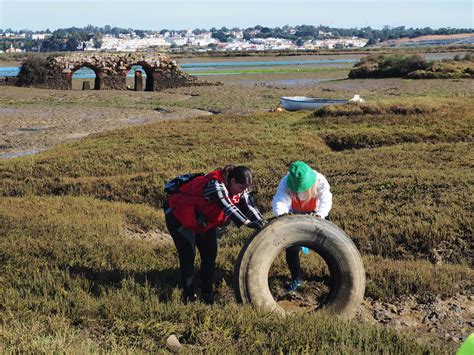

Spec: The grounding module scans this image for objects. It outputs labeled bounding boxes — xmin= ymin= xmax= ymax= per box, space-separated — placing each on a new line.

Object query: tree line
xmin=1 ymin=24 xmax=472 ymax=52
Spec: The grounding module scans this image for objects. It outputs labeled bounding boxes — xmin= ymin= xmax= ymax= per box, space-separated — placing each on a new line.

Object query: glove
xmin=305 ymin=212 xmax=321 ymax=218
xmin=246 ymin=219 xmax=266 ymax=230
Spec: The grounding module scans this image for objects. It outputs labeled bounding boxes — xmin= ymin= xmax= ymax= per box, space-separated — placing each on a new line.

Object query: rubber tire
xmin=234 ymin=214 xmax=365 ymax=319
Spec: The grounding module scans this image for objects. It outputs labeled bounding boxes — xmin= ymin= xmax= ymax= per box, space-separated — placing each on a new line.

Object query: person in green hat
xmin=272 ymin=161 xmax=333 ymax=293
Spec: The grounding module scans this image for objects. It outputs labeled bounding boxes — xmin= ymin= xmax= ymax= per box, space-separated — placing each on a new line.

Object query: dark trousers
xmin=285 ymin=214 xmax=330 ymax=281
xmin=165 ymin=210 xmax=217 ymax=298
xmin=286 ymin=246 xmax=302 ymax=281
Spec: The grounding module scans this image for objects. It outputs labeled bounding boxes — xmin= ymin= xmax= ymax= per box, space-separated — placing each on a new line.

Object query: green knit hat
xmin=286 ymin=161 xmax=317 ymax=192
xmin=457 ymin=333 xmax=474 ymax=355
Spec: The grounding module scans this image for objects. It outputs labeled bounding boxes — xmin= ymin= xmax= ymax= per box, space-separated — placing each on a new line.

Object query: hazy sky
xmin=1 ymin=0 xmax=473 ymax=31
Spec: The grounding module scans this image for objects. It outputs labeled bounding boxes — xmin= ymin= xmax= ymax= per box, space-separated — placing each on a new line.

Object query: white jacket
xmin=272 ymin=171 xmax=332 ymax=218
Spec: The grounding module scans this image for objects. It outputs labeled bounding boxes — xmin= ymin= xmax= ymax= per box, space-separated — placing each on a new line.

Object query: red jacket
xmin=167 ymin=169 xmax=241 ymax=233
xmin=291 ymin=196 xmax=318 ymax=213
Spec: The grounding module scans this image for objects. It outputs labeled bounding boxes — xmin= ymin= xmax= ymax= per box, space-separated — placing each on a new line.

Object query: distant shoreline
xmin=0 ymin=50 xmax=471 ymax=69
xmin=1 ymin=44 xmax=473 ymax=67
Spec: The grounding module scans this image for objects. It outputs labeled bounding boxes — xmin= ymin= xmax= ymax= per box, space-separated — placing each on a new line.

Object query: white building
xmin=318 ymin=30 xmax=332 ymax=37
xmin=100 ymin=34 xmax=170 ymax=51
xmin=190 ymin=34 xmax=216 ymax=47
xmin=83 ymin=39 xmax=97 ymax=51
xmin=6 ymin=44 xmax=23 ymax=53
xmin=230 ymin=30 xmax=244 ymax=39
xmin=307 ymin=37 xmax=368 ymax=49
xmin=32 ymin=33 xmax=50 ymax=40
xmin=249 ymin=37 xmax=294 ymax=50
xmin=166 ymin=36 xmax=187 ymax=46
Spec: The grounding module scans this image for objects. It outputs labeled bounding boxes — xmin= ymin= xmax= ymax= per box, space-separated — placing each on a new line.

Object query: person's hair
xmin=222 ymin=165 xmax=253 ymax=187
xmin=287 ymin=183 xmax=318 ymax=202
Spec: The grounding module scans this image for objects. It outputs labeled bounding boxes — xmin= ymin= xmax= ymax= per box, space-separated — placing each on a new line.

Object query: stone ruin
xmin=8 ymin=52 xmax=219 ymax=91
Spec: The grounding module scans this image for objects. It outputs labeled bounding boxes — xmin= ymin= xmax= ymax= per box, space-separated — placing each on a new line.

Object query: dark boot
xmin=183 ymin=290 xmax=197 ymax=304
xmin=201 ymin=290 xmax=215 ymax=305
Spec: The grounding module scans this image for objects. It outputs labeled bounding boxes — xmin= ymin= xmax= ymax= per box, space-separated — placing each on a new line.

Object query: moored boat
xmin=280 ymin=96 xmax=349 ymax=111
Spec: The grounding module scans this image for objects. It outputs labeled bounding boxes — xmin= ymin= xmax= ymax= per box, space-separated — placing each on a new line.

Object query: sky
xmin=0 ymin=0 xmax=472 ymax=31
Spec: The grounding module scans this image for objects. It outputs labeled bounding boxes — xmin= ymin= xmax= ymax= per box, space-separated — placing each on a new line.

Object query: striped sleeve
xmin=204 ymin=179 xmax=249 ymax=227
xmin=238 ymin=191 xmax=264 ymax=222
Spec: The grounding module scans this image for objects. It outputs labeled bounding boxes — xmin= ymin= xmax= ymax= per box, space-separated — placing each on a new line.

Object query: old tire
xmin=234 ymin=214 xmax=365 ymax=319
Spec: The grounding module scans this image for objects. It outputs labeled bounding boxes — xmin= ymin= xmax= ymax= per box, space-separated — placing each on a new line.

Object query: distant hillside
xmin=381 ymin=33 xmax=474 ymax=47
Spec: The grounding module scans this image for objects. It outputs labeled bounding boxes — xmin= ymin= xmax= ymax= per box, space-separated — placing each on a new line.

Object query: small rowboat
xmin=280 ymin=96 xmax=349 ymax=111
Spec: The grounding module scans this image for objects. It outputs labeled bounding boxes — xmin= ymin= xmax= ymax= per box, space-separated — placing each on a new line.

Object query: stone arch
xmin=125 ymin=61 xmax=155 ymax=91
xmin=15 ymin=53 xmax=220 ymax=91
xmin=71 ymin=63 xmax=101 ymax=90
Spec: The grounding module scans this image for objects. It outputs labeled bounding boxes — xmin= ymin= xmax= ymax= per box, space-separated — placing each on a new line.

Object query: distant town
xmin=1 ymin=25 xmax=473 ymax=53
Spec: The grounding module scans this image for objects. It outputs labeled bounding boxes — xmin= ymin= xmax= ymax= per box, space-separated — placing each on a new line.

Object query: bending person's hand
xmin=246 ymin=219 xmax=266 ymax=230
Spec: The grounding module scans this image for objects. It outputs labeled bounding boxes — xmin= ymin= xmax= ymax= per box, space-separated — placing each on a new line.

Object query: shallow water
xmin=0 ymin=53 xmax=461 ymax=78
xmin=228 ymin=78 xmax=332 ymax=86
xmin=0 ymin=149 xmax=43 ymax=159
xmin=18 ymin=127 xmax=48 ymax=132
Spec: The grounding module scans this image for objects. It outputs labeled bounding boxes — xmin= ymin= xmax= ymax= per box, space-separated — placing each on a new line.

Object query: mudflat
xmin=0 ymin=87 xmax=213 ymax=158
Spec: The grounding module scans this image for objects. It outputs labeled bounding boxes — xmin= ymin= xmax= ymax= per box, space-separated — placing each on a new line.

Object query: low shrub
xmin=407 ymin=60 xmax=474 ymax=79
xmin=16 ymin=55 xmax=50 ymax=86
xmin=349 ymin=54 xmax=430 ymax=78
xmin=321 ymin=127 xmax=471 ymax=151
xmin=311 ymin=102 xmax=435 ymax=118
xmin=349 ymin=54 xmax=474 ymax=79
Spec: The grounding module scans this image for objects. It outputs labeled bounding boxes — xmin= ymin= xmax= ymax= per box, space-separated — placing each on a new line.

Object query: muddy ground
xmin=0 ymin=89 xmax=212 ymax=158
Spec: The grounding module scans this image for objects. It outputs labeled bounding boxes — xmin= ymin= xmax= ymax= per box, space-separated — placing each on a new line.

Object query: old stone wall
xmin=12 ymin=53 xmax=219 ymax=91
xmin=0 ymin=76 xmax=19 ymax=86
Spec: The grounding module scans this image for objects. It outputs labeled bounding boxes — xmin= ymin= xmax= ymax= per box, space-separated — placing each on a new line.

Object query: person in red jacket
xmin=164 ymin=165 xmax=265 ymax=304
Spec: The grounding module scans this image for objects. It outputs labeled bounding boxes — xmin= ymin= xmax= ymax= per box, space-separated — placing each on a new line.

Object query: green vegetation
xmin=0 ymin=196 xmax=464 ymax=352
xmin=1 ymin=72 xmax=473 ymax=351
xmin=16 ymin=55 xmax=49 ymax=86
xmin=1 ymin=98 xmax=472 ymax=262
xmin=349 ymin=54 xmax=474 ymax=79
xmin=408 ymin=59 xmax=474 ymax=79
xmin=310 ymin=101 xmax=471 ymax=150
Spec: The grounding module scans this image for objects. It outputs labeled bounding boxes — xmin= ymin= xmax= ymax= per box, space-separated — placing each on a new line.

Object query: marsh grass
xmin=307 ymin=101 xmax=472 ymax=150
xmin=1 ymin=90 xmax=473 ymax=351
xmin=311 ymin=102 xmax=437 ymax=117
xmin=0 ymin=196 xmax=466 ymax=352
xmin=2 ymin=98 xmax=472 ymax=262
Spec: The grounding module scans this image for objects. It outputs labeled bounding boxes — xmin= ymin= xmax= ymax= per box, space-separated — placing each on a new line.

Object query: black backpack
xmin=164 ymin=173 xmax=205 ymax=194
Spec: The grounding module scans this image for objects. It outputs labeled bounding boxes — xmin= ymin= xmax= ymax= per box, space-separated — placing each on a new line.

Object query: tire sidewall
xmin=237 ymin=215 xmax=365 ymax=318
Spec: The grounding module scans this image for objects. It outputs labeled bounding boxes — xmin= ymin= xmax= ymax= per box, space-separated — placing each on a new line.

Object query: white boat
xmin=280 ymin=96 xmax=349 ymax=111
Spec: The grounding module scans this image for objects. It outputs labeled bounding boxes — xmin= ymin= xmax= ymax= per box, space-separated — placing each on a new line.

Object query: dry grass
xmin=0 ymin=196 xmax=465 ymax=352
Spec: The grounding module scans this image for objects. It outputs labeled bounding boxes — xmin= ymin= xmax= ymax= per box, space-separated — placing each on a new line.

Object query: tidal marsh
xmin=1 ymin=53 xmax=473 ymax=352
